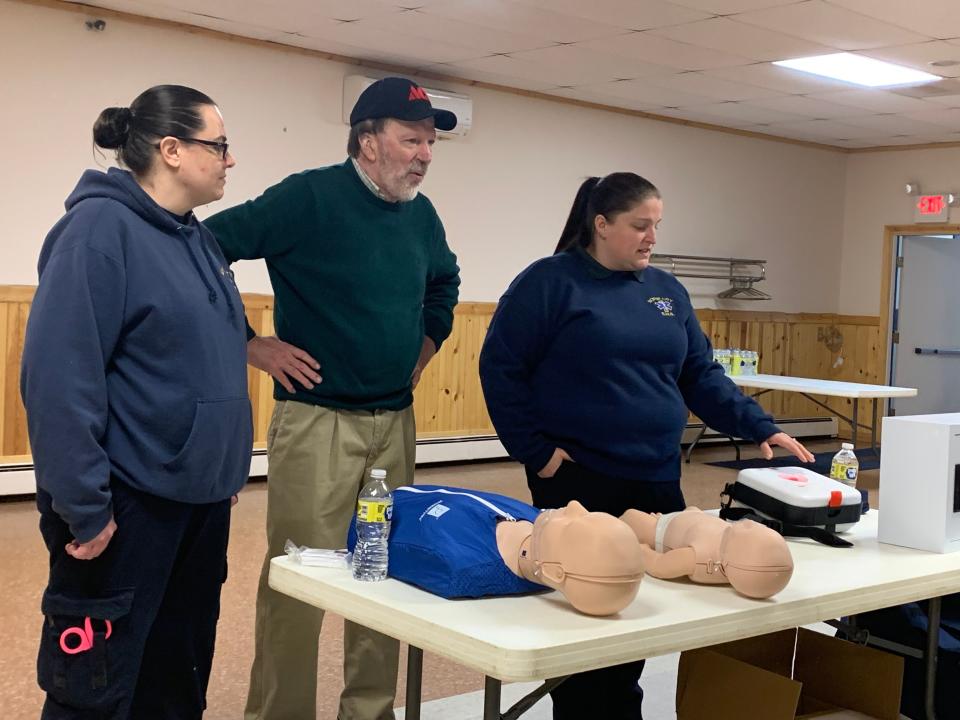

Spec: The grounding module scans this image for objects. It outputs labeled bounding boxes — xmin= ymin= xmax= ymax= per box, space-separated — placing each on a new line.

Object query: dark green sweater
xmin=205 ymin=160 xmax=460 ymax=411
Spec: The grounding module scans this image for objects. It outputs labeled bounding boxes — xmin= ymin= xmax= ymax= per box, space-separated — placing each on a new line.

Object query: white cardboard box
xmin=878 ymin=413 xmax=960 ymax=553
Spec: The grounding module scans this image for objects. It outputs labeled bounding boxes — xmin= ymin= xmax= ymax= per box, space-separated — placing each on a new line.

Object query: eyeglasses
xmin=161 ymin=136 xmax=230 ymax=160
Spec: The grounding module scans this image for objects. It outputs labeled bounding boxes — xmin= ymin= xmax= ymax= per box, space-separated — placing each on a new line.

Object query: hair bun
xmin=93 ymin=106 xmax=133 ymax=149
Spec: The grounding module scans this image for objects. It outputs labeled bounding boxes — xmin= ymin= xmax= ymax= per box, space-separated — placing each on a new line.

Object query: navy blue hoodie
xmin=21 ymin=168 xmax=252 ymax=542
xmin=479 ymin=248 xmax=779 ymax=482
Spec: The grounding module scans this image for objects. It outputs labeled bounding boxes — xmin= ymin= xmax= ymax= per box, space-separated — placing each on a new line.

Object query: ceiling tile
xmin=649 ymin=16 xmax=836 ymax=61
xmin=734 ymin=0 xmax=929 ymax=51
xmin=865 ymin=134 xmax=950 ymax=145
xmin=276 ymin=0 xmax=401 ymax=20
xmin=448 ymin=51 xmax=651 ymax=87
xmin=701 ymin=63 xmax=861 ymax=94
xmin=645 ymin=71 xmax=783 ymax=101
xmin=830 ymin=138 xmax=875 ymax=148
xmin=575 ymin=78 xmax=717 ymax=107
xmin=839 ymin=114 xmax=946 ymax=135
xmin=829 ymin=0 xmax=960 ymax=40
xmin=424 ymin=63 xmax=558 ymax=92
xmin=549 ymin=86 xmax=665 ymax=112
xmin=921 ymin=131 xmax=960 ymax=143
xmin=581 ymin=31 xmax=754 ymax=70
xmin=512 ymin=0 xmax=714 ymax=31
xmin=924 ymin=92 xmax=960 ymax=107
xmin=743 ymin=94 xmax=872 ymax=119
xmin=861 ymin=41 xmax=960 ymax=78
xmin=509 ymin=45 xmax=680 ymax=84
xmin=644 ymin=106 xmax=760 ymax=127
xmin=665 ymin=0 xmax=809 ymax=13
xmin=806 ymin=88 xmax=935 ymax=113
xmin=301 ymin=19 xmax=483 ymax=63
xmin=678 ymin=100 xmax=804 ymax=124
xmin=357 ymin=9 xmax=549 ymax=54
xmin=764 ymin=118 xmax=870 ymax=140
xmin=903 ymin=106 xmax=960 ymax=127
xmin=423 ymin=0 xmax=625 ymax=43
xmin=97 ymin=0 xmax=323 ymax=35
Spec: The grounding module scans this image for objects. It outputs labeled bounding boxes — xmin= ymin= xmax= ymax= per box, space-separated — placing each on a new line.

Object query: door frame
xmin=879 ymin=224 xmax=960 ymax=406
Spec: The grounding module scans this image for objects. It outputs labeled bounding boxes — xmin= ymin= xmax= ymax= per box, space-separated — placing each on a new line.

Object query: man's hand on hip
xmin=247 ymin=336 xmax=322 ymax=394
xmin=411 ymin=337 xmax=437 ymax=390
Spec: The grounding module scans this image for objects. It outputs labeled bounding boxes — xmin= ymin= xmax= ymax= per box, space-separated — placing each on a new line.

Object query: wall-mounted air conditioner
xmin=342 ymin=75 xmax=472 ymax=138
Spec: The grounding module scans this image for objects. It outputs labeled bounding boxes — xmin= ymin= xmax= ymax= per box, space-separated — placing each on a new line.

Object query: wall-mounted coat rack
xmin=649 ymin=253 xmax=771 ymax=300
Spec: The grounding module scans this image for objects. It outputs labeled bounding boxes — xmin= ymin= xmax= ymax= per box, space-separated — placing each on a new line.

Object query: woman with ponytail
xmin=21 ymin=85 xmax=248 ymax=719
xmin=480 ymin=172 xmax=813 ymax=719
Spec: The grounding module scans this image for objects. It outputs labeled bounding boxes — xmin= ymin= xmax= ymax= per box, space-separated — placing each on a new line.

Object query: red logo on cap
xmin=408 ymin=86 xmax=429 ymax=102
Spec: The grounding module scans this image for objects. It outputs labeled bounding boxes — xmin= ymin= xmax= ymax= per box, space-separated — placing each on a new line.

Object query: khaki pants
xmin=244 ymin=401 xmax=416 ymax=720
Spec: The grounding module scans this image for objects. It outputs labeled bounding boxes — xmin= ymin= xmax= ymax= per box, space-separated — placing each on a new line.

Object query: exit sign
xmin=914 ymin=194 xmax=951 ymax=222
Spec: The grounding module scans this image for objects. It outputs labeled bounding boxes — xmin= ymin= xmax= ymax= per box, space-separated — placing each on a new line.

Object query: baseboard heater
xmin=0 ymin=417 xmax=838 ymax=497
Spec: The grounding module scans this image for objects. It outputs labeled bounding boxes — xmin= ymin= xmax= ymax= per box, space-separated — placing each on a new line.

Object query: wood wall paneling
xmin=1 ymin=288 xmax=883 ymax=466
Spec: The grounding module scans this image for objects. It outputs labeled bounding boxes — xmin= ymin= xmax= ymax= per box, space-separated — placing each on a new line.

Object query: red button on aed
xmin=829 ymin=490 xmax=842 ymax=508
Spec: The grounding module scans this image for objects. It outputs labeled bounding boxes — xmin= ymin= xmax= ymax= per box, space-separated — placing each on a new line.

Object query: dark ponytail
xmin=92 ymin=84 xmax=216 ymax=176
xmin=554 ymin=172 xmax=661 ymax=254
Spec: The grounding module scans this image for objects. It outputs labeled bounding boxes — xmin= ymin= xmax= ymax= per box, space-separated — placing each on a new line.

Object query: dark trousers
xmin=526 ymin=461 xmax=686 ymax=720
xmin=36 ymin=479 xmax=231 ymax=720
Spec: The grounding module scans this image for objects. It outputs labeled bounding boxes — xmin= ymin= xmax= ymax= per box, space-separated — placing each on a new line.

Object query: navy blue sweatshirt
xmin=21 ymin=168 xmax=252 ymax=542
xmin=479 ymin=248 xmax=779 ymax=482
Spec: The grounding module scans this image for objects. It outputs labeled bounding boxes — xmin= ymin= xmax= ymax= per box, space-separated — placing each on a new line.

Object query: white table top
xmin=729 ymin=373 xmax=917 ymax=399
xmin=269 ymin=513 xmax=960 ymax=682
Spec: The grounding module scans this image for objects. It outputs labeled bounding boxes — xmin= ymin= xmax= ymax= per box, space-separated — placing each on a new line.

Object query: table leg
xmin=871 ymin=398 xmax=878 ymax=455
xmin=484 ymin=676 xmax=502 ymax=720
xmin=851 ymin=398 xmax=859 ymax=448
xmin=405 ymin=645 xmax=423 ymax=720
xmin=684 ymin=425 xmax=707 ymax=464
xmin=924 ymin=596 xmax=942 ymax=720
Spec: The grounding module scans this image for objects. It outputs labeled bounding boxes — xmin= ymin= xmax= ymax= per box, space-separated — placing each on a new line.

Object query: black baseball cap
xmin=349 ymin=77 xmax=457 ymax=132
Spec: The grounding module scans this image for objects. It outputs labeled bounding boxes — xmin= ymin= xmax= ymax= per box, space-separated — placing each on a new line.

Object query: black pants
xmin=36 ymin=479 xmax=231 ymax=720
xmin=527 ymin=461 xmax=686 ymax=720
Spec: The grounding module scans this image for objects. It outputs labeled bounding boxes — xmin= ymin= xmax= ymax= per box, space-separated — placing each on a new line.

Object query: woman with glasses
xmin=21 ymin=84 xmax=250 ymax=719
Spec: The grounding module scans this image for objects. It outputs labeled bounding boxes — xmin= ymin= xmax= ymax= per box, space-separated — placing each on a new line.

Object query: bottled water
xmin=829 ymin=443 xmax=859 ymax=488
xmin=716 ymin=348 xmax=732 ymax=375
xmin=352 ymin=469 xmax=393 ymax=581
xmin=730 ymin=349 xmax=743 ymax=376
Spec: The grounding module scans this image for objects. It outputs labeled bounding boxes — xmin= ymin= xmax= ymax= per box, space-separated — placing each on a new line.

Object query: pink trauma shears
xmin=59 ymin=616 xmax=112 ymax=655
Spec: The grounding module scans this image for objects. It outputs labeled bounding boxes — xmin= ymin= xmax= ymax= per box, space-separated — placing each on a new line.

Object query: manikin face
xmin=175 ymin=104 xmax=236 ymax=207
xmin=530 ymin=502 xmax=645 ymax=615
xmin=590 ymin=196 xmax=663 ymax=272
xmin=363 ymin=118 xmax=436 ymax=202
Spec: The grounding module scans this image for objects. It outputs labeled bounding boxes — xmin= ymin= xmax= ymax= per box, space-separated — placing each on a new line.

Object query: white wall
xmin=840 ymin=147 xmax=960 ymax=316
xmin=2 ymin=0 xmax=850 ymax=312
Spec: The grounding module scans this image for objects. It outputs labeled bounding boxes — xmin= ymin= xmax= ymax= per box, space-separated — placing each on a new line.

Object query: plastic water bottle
xmin=352 ymin=469 xmax=393 ymax=581
xmin=730 ymin=349 xmax=743 ymax=376
xmin=829 ymin=443 xmax=859 ymax=488
xmin=717 ymin=348 xmax=731 ymax=375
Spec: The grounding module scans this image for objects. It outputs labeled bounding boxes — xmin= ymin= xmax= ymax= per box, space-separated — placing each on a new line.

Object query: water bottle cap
xmin=841 ymin=443 xmax=854 ymax=450
xmin=370 ymin=468 xmax=387 ymax=479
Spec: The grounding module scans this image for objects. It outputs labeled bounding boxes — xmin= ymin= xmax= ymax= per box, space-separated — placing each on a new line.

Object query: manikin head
xmin=530 ymin=501 xmax=646 ymax=616
xmin=719 ymin=520 xmax=794 ymax=599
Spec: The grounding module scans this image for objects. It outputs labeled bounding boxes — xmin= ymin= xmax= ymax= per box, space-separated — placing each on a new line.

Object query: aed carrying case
xmin=720 ymin=466 xmax=863 ymax=547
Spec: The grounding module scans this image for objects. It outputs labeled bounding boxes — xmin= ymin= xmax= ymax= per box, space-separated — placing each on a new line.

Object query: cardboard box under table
xmin=677 ymin=627 xmax=903 ymax=720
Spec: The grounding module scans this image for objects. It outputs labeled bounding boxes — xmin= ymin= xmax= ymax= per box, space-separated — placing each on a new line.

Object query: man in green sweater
xmin=205 ymin=77 xmax=460 ymax=720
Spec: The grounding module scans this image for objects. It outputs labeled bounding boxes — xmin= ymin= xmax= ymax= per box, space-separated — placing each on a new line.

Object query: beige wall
xmin=3 ymin=0 xmax=851 ymax=311
xmin=840 ymin=147 xmax=960 ymax=316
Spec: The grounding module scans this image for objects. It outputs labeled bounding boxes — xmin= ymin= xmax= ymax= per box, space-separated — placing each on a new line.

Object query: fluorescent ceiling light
xmin=773 ymin=53 xmax=941 ymax=87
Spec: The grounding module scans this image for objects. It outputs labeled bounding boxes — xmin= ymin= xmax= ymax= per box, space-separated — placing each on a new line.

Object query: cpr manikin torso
xmin=619 ymin=507 xmax=794 ymax=599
